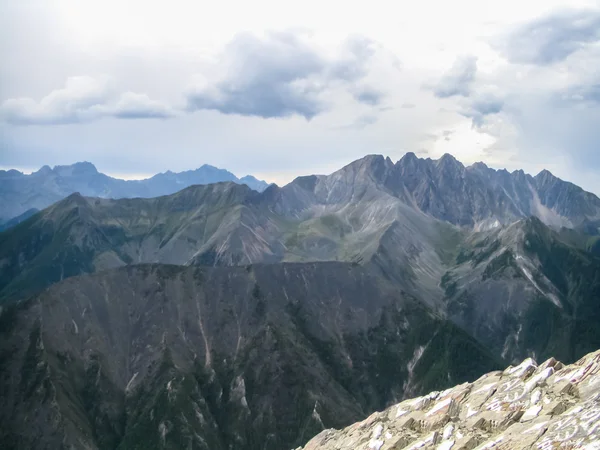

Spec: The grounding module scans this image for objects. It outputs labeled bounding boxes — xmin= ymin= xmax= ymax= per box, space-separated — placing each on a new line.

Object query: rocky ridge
xmin=299 ymin=349 xmax=600 ymax=449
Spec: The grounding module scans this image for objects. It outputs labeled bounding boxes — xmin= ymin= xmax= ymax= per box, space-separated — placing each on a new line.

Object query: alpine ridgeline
xmin=0 ymin=153 xmax=599 ymax=449
xmin=0 ymin=162 xmax=269 ymax=225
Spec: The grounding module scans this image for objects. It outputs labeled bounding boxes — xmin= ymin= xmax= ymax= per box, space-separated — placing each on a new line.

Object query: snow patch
xmin=427 ymin=398 xmax=452 ymax=416
xmin=522 ymin=404 xmax=542 ymax=421
xmin=530 ymin=389 xmax=541 ymax=405
xmin=368 ymin=439 xmax=384 ymax=450
xmin=396 ymin=408 xmax=409 ymax=418
xmin=438 ymin=441 xmax=455 ymax=450
xmin=507 ymin=358 xmax=536 ymax=377
xmin=443 ymin=423 xmax=455 ymax=440
xmin=372 ymin=424 xmax=383 ymax=440
xmin=125 ymin=372 xmax=138 ymax=393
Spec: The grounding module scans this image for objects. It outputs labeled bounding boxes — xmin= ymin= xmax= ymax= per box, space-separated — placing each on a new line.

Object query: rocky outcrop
xmin=299 ymin=349 xmax=600 ymax=449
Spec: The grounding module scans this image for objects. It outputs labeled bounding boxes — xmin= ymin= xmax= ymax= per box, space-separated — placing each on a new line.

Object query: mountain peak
xmin=36 ymin=165 xmax=53 ymax=175
xmin=535 ymin=169 xmax=556 ymax=182
xmin=438 ymin=153 xmax=458 ymax=163
xmin=470 ymin=161 xmax=489 ymax=170
xmin=402 ymin=151 xmax=418 ymax=161
xmin=436 ymin=153 xmax=464 ymax=171
xmin=346 ymin=154 xmax=394 ymax=181
xmin=52 ymin=161 xmax=99 ymax=176
xmin=73 ymin=161 xmax=98 ymax=173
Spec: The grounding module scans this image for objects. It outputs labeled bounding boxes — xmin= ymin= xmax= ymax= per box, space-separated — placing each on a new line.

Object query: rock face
xmin=300 ymin=349 xmax=600 ymax=450
xmin=0 ymin=162 xmax=269 ymax=224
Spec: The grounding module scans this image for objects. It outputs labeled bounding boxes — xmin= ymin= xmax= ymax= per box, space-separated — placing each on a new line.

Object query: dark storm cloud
xmin=432 ymin=56 xmax=478 ymax=98
xmin=185 ymin=32 xmax=379 ymax=119
xmin=498 ymin=9 xmax=600 ymax=65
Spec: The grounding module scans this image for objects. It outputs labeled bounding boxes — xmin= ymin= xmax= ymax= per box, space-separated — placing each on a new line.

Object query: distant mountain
xmin=0 ymin=207 xmax=38 ymax=232
xmin=0 ymin=161 xmax=270 ymax=224
xmin=1 ymin=152 xmax=600 ymax=449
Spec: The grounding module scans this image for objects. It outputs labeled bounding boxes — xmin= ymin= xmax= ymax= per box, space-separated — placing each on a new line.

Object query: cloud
xmin=432 ymin=56 xmax=478 ymax=98
xmin=497 ymin=8 xmax=600 ymax=65
xmin=185 ymin=31 xmax=380 ymax=119
xmin=555 ymin=81 xmax=600 ymax=107
xmin=328 ymin=35 xmax=377 ymax=82
xmin=336 ymin=113 xmax=378 ymax=130
xmin=351 ymin=86 xmax=384 ymax=106
xmin=1 ymin=76 xmax=174 ymax=125
xmin=401 ymin=103 xmax=416 ymax=109
xmin=110 ymin=92 xmax=174 ymax=119
xmin=459 ymin=91 xmax=505 ymax=126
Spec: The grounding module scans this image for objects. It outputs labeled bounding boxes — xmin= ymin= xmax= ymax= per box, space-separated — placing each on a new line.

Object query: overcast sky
xmin=1 ymin=0 xmax=600 ymax=193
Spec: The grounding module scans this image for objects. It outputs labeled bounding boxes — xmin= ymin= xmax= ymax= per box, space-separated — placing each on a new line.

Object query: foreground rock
xmin=299 ymin=349 xmax=600 ymax=449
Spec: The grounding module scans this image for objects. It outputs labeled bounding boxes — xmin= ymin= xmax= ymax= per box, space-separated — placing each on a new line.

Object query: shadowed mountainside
xmin=0 ymin=262 xmax=499 ymax=450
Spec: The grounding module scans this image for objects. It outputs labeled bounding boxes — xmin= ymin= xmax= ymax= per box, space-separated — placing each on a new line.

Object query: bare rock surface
xmin=299 ymin=349 xmax=600 ymax=449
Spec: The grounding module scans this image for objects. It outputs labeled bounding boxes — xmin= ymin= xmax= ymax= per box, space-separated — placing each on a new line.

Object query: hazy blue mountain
xmin=0 ymin=162 xmax=270 ymax=224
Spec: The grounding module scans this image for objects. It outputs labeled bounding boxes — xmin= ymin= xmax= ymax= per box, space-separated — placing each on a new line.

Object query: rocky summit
xmin=299 ymin=349 xmax=600 ymax=449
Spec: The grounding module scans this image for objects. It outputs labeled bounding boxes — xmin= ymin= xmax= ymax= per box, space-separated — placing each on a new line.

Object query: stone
xmin=300 ymin=350 xmax=600 ymax=449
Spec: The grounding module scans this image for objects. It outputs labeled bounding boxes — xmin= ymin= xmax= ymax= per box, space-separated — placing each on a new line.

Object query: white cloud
xmin=1 ymin=76 xmax=174 ymax=125
xmin=185 ymin=32 xmax=384 ymax=119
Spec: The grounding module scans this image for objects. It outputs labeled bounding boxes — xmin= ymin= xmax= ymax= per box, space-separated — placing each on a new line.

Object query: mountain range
xmin=0 ymin=152 xmax=599 ymax=449
xmin=0 ymin=162 xmax=270 ymax=226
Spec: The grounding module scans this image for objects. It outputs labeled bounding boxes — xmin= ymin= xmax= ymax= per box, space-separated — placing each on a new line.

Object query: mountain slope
xmin=0 ymin=183 xmax=270 ymax=301
xmin=0 ymin=162 xmax=270 ymax=224
xmin=2 ymin=156 xmax=600 ymax=369
xmin=300 ymin=349 xmax=600 ymax=450
xmin=0 ymin=262 xmax=500 ymax=450
xmin=442 ymin=216 xmax=600 ymax=364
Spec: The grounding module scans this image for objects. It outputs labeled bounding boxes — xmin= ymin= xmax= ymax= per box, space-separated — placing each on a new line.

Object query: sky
xmin=1 ymin=0 xmax=600 ymax=193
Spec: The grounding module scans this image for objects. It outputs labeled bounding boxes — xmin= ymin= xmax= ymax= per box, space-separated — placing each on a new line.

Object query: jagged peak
xmin=400 ymin=151 xmax=418 ymax=162
xmin=290 ymin=174 xmax=319 ymax=192
xmin=535 ymin=168 xmax=557 ymax=182
xmin=436 ymin=153 xmax=464 ymax=172
xmin=395 ymin=151 xmax=425 ymax=169
xmin=337 ymin=154 xmax=393 ymax=176
xmin=437 ymin=153 xmax=460 ymax=164
xmin=469 ymin=161 xmax=489 ymax=171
